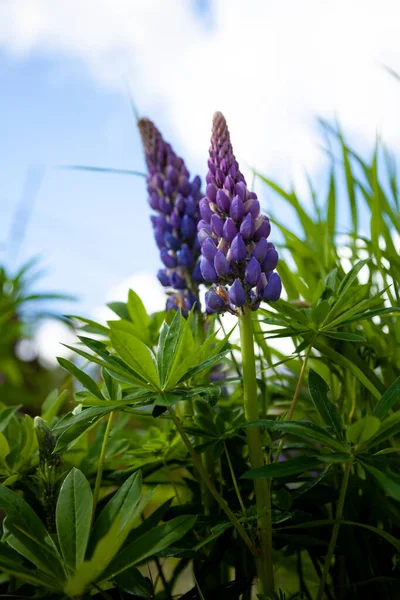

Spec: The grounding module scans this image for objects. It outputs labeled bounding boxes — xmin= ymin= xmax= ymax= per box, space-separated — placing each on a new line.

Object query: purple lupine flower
xmin=198 ymin=112 xmax=281 ymax=314
xmin=138 ymin=118 xmax=203 ymax=312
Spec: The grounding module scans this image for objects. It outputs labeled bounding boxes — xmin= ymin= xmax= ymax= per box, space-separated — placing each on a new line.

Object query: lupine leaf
xmin=109 ymin=325 xmax=160 ymax=389
xmin=57 ymin=357 xmax=105 ymax=401
xmin=308 ymin=370 xmax=343 ymax=439
xmin=56 ymin=468 xmax=93 ymax=570
xmin=100 ymin=515 xmax=197 ymax=581
xmin=372 ymin=376 xmax=400 ymax=419
xmin=241 ymin=456 xmax=322 ymax=480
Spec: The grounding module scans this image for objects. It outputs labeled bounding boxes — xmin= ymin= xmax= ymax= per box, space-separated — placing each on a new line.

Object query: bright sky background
xmin=2 ymin=0 xmax=400 ymax=361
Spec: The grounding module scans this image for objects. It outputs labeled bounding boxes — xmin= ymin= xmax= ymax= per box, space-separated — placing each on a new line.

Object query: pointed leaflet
xmin=164 ymin=313 xmax=196 ymax=389
xmin=109 ymin=324 xmax=160 ymax=389
xmin=68 ymin=337 xmax=146 ymax=386
xmin=347 ymin=416 xmax=380 ymax=445
xmin=241 ymin=456 xmax=322 ymax=480
xmin=361 ymin=412 xmax=400 ymax=450
xmin=0 ymin=543 xmax=62 ymax=591
xmin=100 ymin=515 xmax=197 ymax=581
xmin=372 ymin=376 xmax=400 ymax=420
xmin=126 ymin=289 xmax=151 ymax=344
xmin=65 ymin=491 xmax=152 ymax=596
xmin=157 ymin=310 xmax=182 ymax=387
xmin=0 ymin=485 xmax=64 ymax=580
xmin=361 ymin=461 xmax=400 ymax=501
xmin=308 ymin=370 xmax=343 ymax=439
xmin=53 ymin=406 xmax=114 ymax=453
xmin=56 ymin=468 xmax=93 ymax=570
xmin=324 ymin=259 xmax=370 ymax=322
xmin=246 ymin=419 xmax=346 ymax=453
xmin=89 ymin=471 xmax=142 ymax=553
xmin=57 ymin=357 xmax=105 ymax=401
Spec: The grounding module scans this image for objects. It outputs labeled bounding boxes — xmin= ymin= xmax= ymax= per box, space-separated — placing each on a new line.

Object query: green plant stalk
xmin=238 ymin=309 xmax=274 ymax=595
xmin=316 ymin=460 xmax=352 ymax=600
xmin=224 ymin=442 xmax=246 ymax=515
xmin=274 ymin=333 xmax=317 ymax=463
xmin=197 ymin=315 xmax=214 ymax=515
xmin=167 ymin=406 xmax=255 ymax=555
xmin=92 ymin=411 xmax=114 ymax=517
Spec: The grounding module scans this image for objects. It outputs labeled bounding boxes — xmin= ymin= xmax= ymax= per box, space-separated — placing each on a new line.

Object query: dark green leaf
xmin=372 ymin=376 xmax=400 ymax=419
xmin=241 ymin=456 xmax=322 ymax=480
xmin=308 ymin=370 xmax=343 ymax=439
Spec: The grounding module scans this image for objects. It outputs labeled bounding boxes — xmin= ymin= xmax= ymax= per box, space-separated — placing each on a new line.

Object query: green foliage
xmin=1 ymin=122 xmax=400 ymax=599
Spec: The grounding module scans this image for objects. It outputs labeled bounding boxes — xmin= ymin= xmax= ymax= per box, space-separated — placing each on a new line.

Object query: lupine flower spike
xmin=138 ymin=118 xmax=203 ymax=313
xmin=198 ymin=112 xmax=282 ymax=314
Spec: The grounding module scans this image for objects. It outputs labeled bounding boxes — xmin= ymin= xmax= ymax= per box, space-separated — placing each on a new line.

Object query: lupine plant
xmin=0 ymin=113 xmax=399 ymax=600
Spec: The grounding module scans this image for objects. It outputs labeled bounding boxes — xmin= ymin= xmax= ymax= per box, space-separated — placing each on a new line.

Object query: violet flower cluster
xmin=138 ymin=118 xmax=203 ymax=312
xmin=198 ymin=112 xmax=282 ymax=314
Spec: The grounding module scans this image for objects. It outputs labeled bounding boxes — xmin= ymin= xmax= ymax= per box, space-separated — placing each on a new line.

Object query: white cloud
xmin=93 ymin=271 xmax=167 ymax=324
xmin=3 ymin=1 xmax=400 ymax=360
xmin=1 ymin=0 xmax=400 ymax=190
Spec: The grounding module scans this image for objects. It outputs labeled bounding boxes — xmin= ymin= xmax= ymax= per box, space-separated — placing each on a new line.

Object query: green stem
xmin=224 ymin=442 xmax=246 ymax=515
xmin=238 ymin=309 xmax=274 ymax=595
xmin=274 ymin=332 xmax=317 ymax=463
xmin=92 ymin=411 xmax=114 ymax=517
xmin=167 ymin=406 xmax=255 ymax=555
xmin=317 ymin=461 xmax=352 ymax=600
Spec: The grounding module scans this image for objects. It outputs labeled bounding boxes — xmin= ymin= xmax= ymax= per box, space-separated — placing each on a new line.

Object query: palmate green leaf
xmin=241 ymin=456 xmax=322 ymax=480
xmin=347 ymin=416 xmax=381 ymax=445
xmin=0 ymin=485 xmax=65 ymax=580
xmin=100 ymin=515 xmax=197 ymax=581
xmin=246 ymin=419 xmax=347 ymax=453
xmin=323 ymin=259 xmax=370 ymax=323
xmin=109 ymin=325 xmax=160 ymax=389
xmin=56 ymin=468 xmax=92 ymax=571
xmin=89 ymin=471 xmax=142 ymax=554
xmin=372 ymin=376 xmax=400 ymax=419
xmin=57 ymin=357 xmax=105 ymax=401
xmin=53 ymin=406 xmax=114 ymax=453
xmin=308 ymin=370 xmax=343 ymax=439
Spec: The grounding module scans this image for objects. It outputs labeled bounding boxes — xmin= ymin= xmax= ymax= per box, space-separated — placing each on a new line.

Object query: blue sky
xmin=1 ymin=0 xmax=400 ymax=329
xmin=0 ymin=52 xmax=172 ymax=316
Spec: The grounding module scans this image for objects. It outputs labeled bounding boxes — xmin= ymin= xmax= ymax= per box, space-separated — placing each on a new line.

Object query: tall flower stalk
xmin=138 ymin=118 xmax=203 ymax=313
xmin=198 ymin=112 xmax=281 ymax=594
